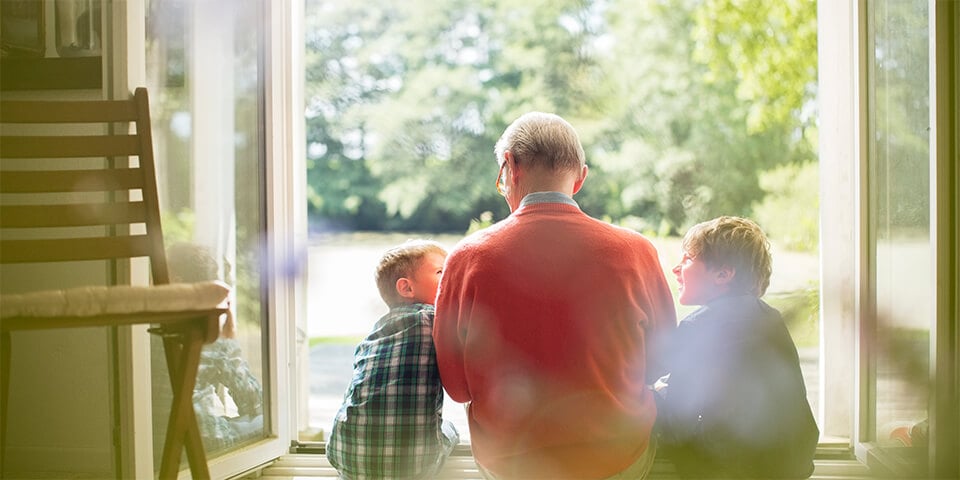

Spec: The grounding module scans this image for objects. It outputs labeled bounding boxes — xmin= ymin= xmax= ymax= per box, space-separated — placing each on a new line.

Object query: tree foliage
xmin=304 ymin=0 xmax=819 ymax=242
xmin=692 ymin=0 xmax=818 ymax=133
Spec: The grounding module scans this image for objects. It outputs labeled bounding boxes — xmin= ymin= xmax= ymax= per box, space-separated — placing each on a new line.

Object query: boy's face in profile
xmin=401 ymin=252 xmax=447 ymax=305
xmin=672 ymin=251 xmax=731 ymax=306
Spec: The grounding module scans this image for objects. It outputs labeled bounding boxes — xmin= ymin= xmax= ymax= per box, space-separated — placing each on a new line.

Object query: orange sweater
xmin=434 ymin=201 xmax=677 ymax=479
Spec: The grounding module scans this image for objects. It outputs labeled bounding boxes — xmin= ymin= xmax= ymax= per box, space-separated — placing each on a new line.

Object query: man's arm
xmin=433 ymin=254 xmax=472 ymax=403
xmin=643 ymin=247 xmax=679 ymax=383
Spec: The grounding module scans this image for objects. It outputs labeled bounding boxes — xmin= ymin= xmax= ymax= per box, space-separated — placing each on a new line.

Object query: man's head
xmin=494 ymin=112 xmax=588 ymax=209
xmin=375 ymin=239 xmax=448 ymax=308
xmin=673 ymin=216 xmax=772 ymax=305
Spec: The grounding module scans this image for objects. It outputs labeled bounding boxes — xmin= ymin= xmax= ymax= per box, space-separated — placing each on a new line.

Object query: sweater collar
xmin=519 ymin=191 xmax=579 ymax=209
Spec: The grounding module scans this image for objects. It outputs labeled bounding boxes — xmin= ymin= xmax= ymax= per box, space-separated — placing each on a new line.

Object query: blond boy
xmin=327 ymin=240 xmax=459 ymax=479
xmin=657 ymin=216 xmax=819 ymax=478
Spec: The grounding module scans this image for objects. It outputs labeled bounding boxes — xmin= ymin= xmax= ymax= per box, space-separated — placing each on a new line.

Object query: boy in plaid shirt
xmin=327 ymin=240 xmax=459 ymax=479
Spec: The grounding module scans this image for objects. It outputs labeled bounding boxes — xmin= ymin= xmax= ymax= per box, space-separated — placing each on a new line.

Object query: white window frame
xmin=817 ymin=0 xmax=861 ymax=444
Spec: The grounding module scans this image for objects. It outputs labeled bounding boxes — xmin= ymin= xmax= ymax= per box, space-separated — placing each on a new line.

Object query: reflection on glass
xmin=868 ymin=0 xmax=930 ymax=466
xmin=55 ymin=0 xmax=101 ymax=57
xmin=145 ymin=0 xmax=267 ymax=467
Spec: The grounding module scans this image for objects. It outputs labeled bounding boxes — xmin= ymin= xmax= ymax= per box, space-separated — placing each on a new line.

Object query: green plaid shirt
xmin=327 ymin=303 xmax=457 ymax=479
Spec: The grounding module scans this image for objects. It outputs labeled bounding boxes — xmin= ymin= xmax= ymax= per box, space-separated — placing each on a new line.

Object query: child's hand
xmin=653 ymin=374 xmax=670 ymax=398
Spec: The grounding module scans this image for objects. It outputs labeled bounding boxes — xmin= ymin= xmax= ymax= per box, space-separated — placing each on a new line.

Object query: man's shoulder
xmin=445 ymin=222 xmax=511 ymax=263
xmin=591 ymin=219 xmax=660 ymax=251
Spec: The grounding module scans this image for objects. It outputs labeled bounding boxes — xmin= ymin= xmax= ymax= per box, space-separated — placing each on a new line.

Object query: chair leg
xmin=178 ymin=329 xmax=211 ymax=478
xmin=158 ymin=326 xmax=210 ymax=480
xmin=1 ymin=331 xmax=10 ymax=477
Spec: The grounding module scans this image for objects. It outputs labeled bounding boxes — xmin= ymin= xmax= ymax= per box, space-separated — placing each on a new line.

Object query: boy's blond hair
xmin=375 ymin=239 xmax=447 ymax=307
xmin=681 ymin=216 xmax=773 ymax=296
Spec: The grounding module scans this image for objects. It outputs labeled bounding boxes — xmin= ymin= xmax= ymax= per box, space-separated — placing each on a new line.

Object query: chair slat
xmin=0 ymin=99 xmax=138 ymax=123
xmin=1 ymin=235 xmax=155 ymax=263
xmin=0 ymin=135 xmax=141 ymax=158
xmin=0 ymin=169 xmax=145 ymax=193
xmin=0 ymin=202 xmax=148 ymax=228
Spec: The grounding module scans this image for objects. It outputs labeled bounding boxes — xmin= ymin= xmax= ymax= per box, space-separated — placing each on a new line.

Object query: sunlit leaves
xmin=692 ymin=0 xmax=817 ymax=133
xmin=304 ymin=0 xmax=819 ymax=238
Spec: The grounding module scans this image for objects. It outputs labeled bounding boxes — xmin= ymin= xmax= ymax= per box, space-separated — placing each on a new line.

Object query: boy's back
xmin=327 ymin=303 xmax=453 ymax=479
xmin=658 ymin=295 xmax=818 ymax=478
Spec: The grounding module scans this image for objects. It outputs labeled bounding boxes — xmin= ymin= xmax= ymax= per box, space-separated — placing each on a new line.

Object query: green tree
xmin=753 ymin=162 xmax=819 ymax=251
xmin=305 ymin=0 xmax=606 ymax=231
xmin=690 ymin=0 xmax=820 ymax=246
xmin=305 ymin=1 xmax=394 ymax=230
xmin=304 ymin=0 xmax=820 ymax=237
xmin=692 ymin=0 xmax=818 ymax=134
xmin=581 ymin=0 xmax=808 ymax=233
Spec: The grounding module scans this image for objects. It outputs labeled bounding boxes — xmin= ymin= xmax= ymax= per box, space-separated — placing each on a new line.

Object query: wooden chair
xmin=0 ymin=88 xmax=228 ymax=479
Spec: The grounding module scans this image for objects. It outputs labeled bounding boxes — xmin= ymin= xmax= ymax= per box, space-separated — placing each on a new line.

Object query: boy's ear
xmin=714 ymin=265 xmax=736 ymax=286
xmin=396 ymin=277 xmax=415 ymax=299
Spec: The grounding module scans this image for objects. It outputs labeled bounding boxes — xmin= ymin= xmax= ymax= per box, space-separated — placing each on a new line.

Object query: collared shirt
xmin=327 ymin=303 xmax=453 ymax=480
xmin=519 ymin=191 xmax=579 ymax=209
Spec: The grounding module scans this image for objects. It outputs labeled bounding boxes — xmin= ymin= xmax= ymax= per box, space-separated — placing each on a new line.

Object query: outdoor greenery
xmin=766 ymin=286 xmax=820 ymax=347
xmin=304 ymin=0 xmax=818 ymax=249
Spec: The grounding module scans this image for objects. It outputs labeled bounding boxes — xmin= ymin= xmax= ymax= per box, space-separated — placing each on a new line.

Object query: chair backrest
xmin=0 ymin=87 xmax=171 ymax=285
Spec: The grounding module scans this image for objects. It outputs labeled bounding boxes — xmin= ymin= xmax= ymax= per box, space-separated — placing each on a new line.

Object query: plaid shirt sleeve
xmin=327 ymin=304 xmax=448 ymax=480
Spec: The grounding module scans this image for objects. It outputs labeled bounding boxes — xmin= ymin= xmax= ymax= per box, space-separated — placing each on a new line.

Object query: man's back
xmin=434 ymin=200 xmax=677 ymax=479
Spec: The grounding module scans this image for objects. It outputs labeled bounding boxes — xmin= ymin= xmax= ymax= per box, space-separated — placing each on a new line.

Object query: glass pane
xmin=145 ymin=0 xmax=267 ymax=468
xmin=867 ymin=0 xmax=930 ymax=461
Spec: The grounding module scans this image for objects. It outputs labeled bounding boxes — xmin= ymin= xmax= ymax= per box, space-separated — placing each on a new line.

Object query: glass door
xmin=141 ymin=0 xmax=299 ymax=476
xmin=861 ymin=0 xmax=931 ymax=474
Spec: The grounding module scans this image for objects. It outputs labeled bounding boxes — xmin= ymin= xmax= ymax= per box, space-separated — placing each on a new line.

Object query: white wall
xmin=0 ymin=2 xmax=120 ymax=476
xmin=1 ymin=263 xmax=116 ymax=477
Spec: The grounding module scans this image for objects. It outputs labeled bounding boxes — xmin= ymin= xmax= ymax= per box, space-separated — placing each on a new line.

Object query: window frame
xmin=817 ymin=0 xmax=861 ymax=444
xmin=930 ymin=1 xmax=959 ymax=476
xmin=109 ymin=0 xmax=957 ymax=476
xmin=818 ymin=0 xmax=959 ymax=476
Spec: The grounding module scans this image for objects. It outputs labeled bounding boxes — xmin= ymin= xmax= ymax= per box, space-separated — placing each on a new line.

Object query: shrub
xmin=766 ymin=284 xmax=819 ymax=348
xmin=753 ymin=162 xmax=819 ymax=252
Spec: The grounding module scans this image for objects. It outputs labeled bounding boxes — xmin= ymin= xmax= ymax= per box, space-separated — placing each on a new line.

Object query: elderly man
xmin=433 ymin=112 xmax=677 ymax=479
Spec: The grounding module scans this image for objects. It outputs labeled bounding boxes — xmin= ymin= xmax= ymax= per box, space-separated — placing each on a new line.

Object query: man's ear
xmin=714 ymin=265 xmax=736 ymax=286
xmin=396 ymin=277 xmax=415 ymax=299
xmin=572 ymin=165 xmax=589 ymax=195
xmin=508 ymin=153 xmax=522 ymax=186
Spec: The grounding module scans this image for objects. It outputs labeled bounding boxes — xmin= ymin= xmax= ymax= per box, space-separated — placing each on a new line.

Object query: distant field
xmin=306 ymin=231 xmax=820 ymax=346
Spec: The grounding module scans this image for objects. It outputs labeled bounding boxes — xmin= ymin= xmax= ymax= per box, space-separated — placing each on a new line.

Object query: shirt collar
xmin=519 ymin=191 xmax=579 ymax=209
